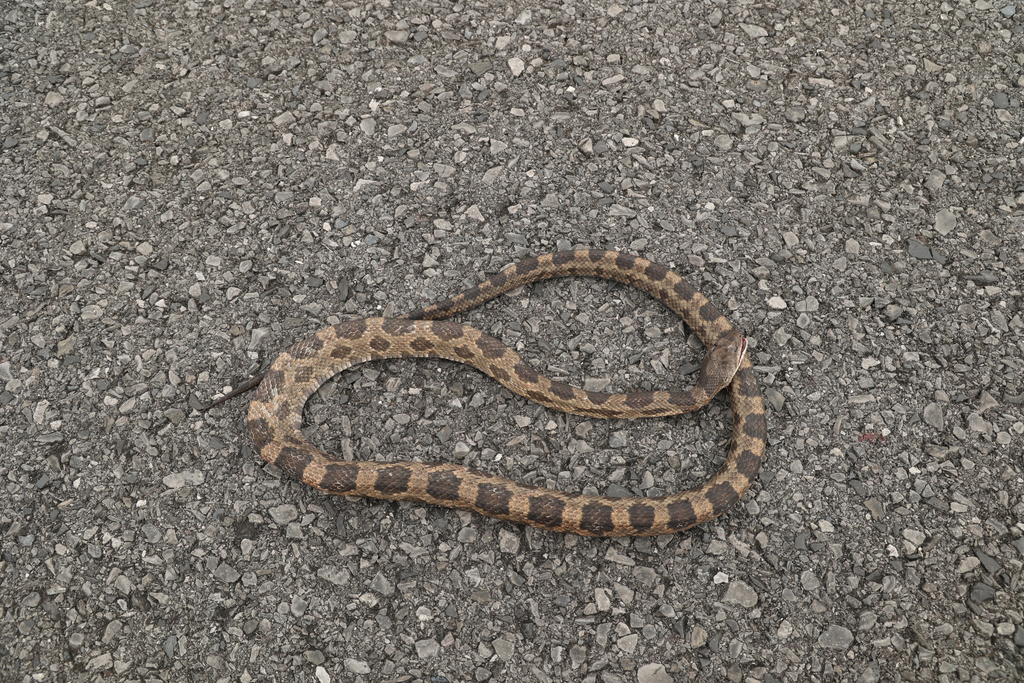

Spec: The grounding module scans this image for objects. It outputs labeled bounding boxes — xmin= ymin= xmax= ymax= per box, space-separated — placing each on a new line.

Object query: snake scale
xmin=232 ymin=250 xmax=767 ymax=536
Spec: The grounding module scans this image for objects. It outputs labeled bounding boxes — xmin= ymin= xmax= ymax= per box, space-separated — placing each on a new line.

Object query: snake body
xmin=246 ymin=250 xmax=767 ymax=536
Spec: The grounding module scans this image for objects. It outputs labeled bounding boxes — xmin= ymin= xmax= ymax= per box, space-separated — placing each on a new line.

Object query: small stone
xmin=344 ymin=659 xmax=370 ymax=674
xmin=767 ymin=296 xmax=787 ymax=310
xmin=87 ymin=653 xmax=113 ymax=672
xmin=902 ymin=528 xmax=927 ymax=547
xmin=317 ymin=566 xmax=350 ymax=586
xmin=907 ymin=239 xmax=946 ymax=264
xmin=785 ymin=107 xmax=806 ymax=122
xmin=415 ymin=638 xmax=440 ymax=658
xmin=384 ymin=30 xmax=408 ymax=44
xmin=975 ymin=550 xmax=1001 ymax=574
xmin=968 ymin=413 xmax=990 ymax=433
xmin=269 ymin=505 xmax=298 ymax=524
xmin=498 ymin=529 xmax=520 ymax=554
xmin=315 ymin=665 xmax=331 ymax=683
xmin=722 ymin=580 xmax=758 ymax=607
xmin=492 ymin=638 xmax=514 ymax=661
xmin=162 ymin=471 xmax=204 ymax=488
xmin=291 ymin=595 xmax=307 ymax=616
xmin=740 ymin=23 xmax=768 ymax=38
xmin=370 ymin=571 xmax=394 ymax=595
xmin=163 ymin=635 xmax=177 ymax=659
xmin=923 ymin=403 xmax=944 ymax=430
xmin=925 ymin=170 xmax=946 ymax=192
xmin=934 ymin=209 xmax=956 ymax=235
xmin=102 ymin=619 xmax=122 ymax=643
xmin=818 ymin=625 xmax=854 ymax=649
xmin=617 ymin=633 xmax=638 ymax=653
xmin=970 ymin=582 xmax=995 ymax=603
xmin=508 ymin=57 xmax=525 ymax=77
xmin=214 ymin=563 xmax=241 ymax=584
xmin=45 ymin=91 xmax=63 ymax=107
xmin=864 ymin=499 xmax=885 ymax=519
xmin=273 ymin=111 xmax=295 ymax=126
xmin=992 ymin=91 xmax=1010 ymax=109
xmin=957 ymin=556 xmax=981 ymax=573
xmin=858 ymin=661 xmax=881 ymax=683
xmin=56 ymin=335 xmax=76 ymax=357
xmin=637 ymin=663 xmax=672 ymax=683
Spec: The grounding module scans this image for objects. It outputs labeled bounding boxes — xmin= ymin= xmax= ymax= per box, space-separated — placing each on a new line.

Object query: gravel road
xmin=2 ymin=1 xmax=1023 ymax=681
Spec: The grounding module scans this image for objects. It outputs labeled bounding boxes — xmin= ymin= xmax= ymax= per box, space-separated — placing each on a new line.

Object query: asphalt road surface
xmin=2 ymin=1 xmax=1022 ymax=681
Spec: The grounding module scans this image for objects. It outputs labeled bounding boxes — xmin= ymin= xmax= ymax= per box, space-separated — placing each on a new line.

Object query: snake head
xmin=698 ymin=329 xmax=747 ymax=392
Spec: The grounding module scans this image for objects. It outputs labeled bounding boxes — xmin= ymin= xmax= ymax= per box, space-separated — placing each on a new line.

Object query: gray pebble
xmin=818 ymin=625 xmax=855 ymax=649
xmin=925 ymin=170 xmax=946 ymax=192
xmin=370 ymin=571 xmax=394 ymax=595
xmin=415 ymin=637 xmax=440 ymax=658
xmin=630 ymin=662 xmax=666 ymax=683
xmin=498 ymin=528 xmax=520 ymax=554
xmin=87 ymin=653 xmax=113 ymax=672
xmin=922 ymin=402 xmax=944 ymax=430
xmin=970 ymin=582 xmax=995 ymax=603
xmin=857 ymin=661 xmax=881 ymax=683
xmin=934 ymin=209 xmax=956 ymax=235
xmin=102 ymin=619 xmax=122 ymax=643
xmin=864 ymin=499 xmax=885 ymax=519
xmin=975 ymin=550 xmax=1000 ymax=574
xmin=269 ymin=504 xmax=298 ymax=524
xmin=163 ymin=635 xmax=177 ymax=660
xmin=723 ymin=580 xmax=758 ymax=607
xmin=345 ymin=659 xmax=371 ymax=674
xmin=213 ymin=562 xmax=241 ymax=584
xmin=492 ymin=637 xmax=514 ymax=660
xmin=907 ymin=238 xmax=947 ymax=264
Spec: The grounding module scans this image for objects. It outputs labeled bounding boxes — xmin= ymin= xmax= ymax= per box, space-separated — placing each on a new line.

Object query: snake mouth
xmin=735 ymin=337 xmax=748 ymax=374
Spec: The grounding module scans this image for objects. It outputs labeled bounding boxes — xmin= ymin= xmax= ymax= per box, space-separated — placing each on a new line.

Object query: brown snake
xmin=215 ymin=250 xmax=767 ymax=536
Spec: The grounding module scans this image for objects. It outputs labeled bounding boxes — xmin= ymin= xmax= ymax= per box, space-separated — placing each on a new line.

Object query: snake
xmin=217 ymin=250 xmax=767 ymax=536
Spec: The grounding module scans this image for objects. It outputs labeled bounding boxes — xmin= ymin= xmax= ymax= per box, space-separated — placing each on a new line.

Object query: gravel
xmin=2 ymin=1 xmax=1023 ymax=681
